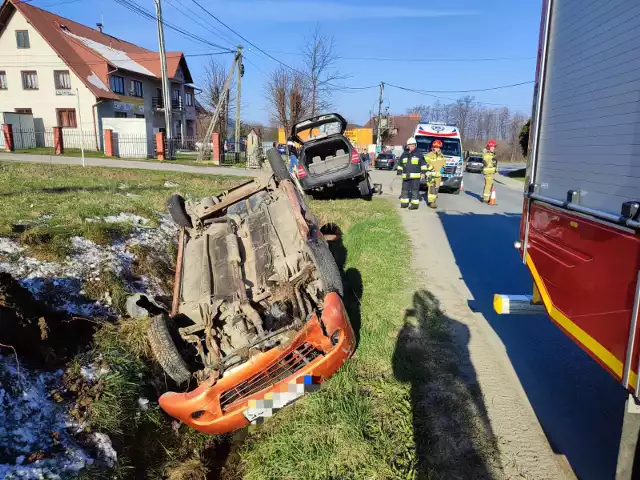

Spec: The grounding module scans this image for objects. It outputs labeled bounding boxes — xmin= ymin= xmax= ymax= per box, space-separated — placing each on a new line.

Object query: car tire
xmin=267 ymin=148 xmax=291 ymax=182
xmin=306 ymin=238 xmax=343 ymax=297
xmin=357 ymin=174 xmax=372 ymax=198
xmin=167 ymin=194 xmax=192 ymax=228
xmin=148 ymin=313 xmax=191 ymax=385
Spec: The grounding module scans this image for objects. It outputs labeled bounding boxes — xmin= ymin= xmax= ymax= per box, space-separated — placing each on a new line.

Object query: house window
xmin=109 ymin=75 xmax=125 ymax=94
xmin=0 ymin=71 xmax=6 ymax=89
xmin=115 ymin=112 xmax=127 ymax=118
xmin=185 ymin=92 xmax=193 ymax=106
xmin=130 ymin=80 xmax=143 ymax=98
xmin=21 ymin=71 xmax=38 ymax=90
xmin=54 ymin=70 xmax=71 ymax=89
xmin=16 ymin=30 xmax=30 ymax=49
xmin=15 ymin=108 xmax=32 ymax=114
xmin=56 ymin=108 xmax=77 ymax=128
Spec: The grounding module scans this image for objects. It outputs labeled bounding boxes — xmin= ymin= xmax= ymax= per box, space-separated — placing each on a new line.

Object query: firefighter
xmin=425 ymin=139 xmax=446 ymax=208
xmin=482 ymin=140 xmax=498 ymax=203
xmin=397 ymin=137 xmax=430 ymax=209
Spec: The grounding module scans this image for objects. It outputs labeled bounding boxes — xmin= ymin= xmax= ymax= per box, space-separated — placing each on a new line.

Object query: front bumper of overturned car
xmin=158 ymin=292 xmax=355 ymax=434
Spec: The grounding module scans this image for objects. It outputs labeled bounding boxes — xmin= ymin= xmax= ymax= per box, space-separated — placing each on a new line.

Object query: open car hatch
xmin=291 ymin=113 xmax=347 ymax=144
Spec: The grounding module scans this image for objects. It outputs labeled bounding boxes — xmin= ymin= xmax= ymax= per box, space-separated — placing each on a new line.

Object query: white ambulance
xmin=414 ymin=121 xmax=463 ymax=194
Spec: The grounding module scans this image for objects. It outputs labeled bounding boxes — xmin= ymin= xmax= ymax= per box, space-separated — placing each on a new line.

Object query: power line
xmin=384 ymin=82 xmax=531 ymax=108
xmin=110 ymin=0 xmax=234 ymax=53
xmin=404 ymin=81 xmax=535 ymax=94
xmin=265 ymin=50 xmax=537 ymax=63
xmin=187 ymin=0 xmax=377 ymax=92
xmin=164 ymin=0 xmax=238 ymax=51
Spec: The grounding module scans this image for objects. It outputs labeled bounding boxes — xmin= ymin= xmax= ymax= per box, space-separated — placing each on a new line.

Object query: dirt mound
xmin=0 ymin=272 xmax=95 ymax=368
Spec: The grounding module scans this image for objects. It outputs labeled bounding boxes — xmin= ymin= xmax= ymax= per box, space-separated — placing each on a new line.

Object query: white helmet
xmin=287 ymin=140 xmax=295 ymax=146
xmin=406 ymin=137 xmax=417 ymax=145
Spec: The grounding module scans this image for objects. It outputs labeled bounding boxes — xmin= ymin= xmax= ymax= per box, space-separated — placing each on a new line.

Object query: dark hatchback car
xmin=466 ymin=155 xmax=485 ymax=173
xmin=375 ymin=153 xmax=396 ymax=170
xmin=292 ymin=113 xmax=372 ymax=198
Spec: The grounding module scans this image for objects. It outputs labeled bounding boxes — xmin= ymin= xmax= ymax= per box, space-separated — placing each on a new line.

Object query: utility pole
xmin=197 ymin=52 xmax=240 ymax=162
xmin=155 ymin=0 xmax=173 ymax=159
xmin=234 ymin=46 xmax=243 ymax=163
xmin=375 ymin=81 xmax=384 ymax=154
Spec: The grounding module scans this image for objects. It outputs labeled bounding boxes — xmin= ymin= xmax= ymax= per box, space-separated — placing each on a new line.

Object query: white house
xmin=0 ymin=0 xmax=197 ymax=150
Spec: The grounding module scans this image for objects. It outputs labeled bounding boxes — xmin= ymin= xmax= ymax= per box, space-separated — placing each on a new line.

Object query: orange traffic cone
xmin=460 ymin=179 xmax=464 ymax=191
xmin=488 ymin=185 xmax=497 ymax=205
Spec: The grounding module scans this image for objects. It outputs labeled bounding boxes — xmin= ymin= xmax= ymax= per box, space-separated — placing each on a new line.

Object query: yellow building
xmin=278 ymin=127 xmax=373 ymax=148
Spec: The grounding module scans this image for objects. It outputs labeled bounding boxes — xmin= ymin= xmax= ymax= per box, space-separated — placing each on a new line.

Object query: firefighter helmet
xmin=407 ymin=137 xmax=417 ymax=145
xmin=432 ymin=140 xmax=443 ymax=148
xmin=487 ymin=139 xmax=497 ymax=148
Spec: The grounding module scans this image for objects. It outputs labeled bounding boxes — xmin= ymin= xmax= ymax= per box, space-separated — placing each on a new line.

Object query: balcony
xmin=152 ymin=97 xmax=183 ymax=111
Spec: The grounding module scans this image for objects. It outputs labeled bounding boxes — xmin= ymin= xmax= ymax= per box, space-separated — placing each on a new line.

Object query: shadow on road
xmin=392 ymin=290 xmax=501 ymax=479
xmin=438 ymin=211 xmax=627 ymax=480
xmin=464 ymin=189 xmax=483 ymax=202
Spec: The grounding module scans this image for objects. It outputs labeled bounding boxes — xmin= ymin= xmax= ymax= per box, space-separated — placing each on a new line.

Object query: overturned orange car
xmin=148 ymin=151 xmax=355 ymax=434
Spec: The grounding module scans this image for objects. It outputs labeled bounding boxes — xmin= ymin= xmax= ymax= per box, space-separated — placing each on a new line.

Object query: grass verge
xmin=0 ymin=161 xmax=247 ymax=258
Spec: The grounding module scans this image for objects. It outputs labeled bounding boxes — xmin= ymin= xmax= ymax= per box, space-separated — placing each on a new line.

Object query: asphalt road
xmin=370 ymin=168 xmax=627 ymax=480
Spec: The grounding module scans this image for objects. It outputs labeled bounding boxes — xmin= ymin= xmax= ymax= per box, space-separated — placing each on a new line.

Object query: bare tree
xmin=303 ymin=26 xmax=345 ymax=117
xmin=266 ymin=65 xmax=309 ymax=136
xmin=200 ymin=58 xmax=235 ymax=139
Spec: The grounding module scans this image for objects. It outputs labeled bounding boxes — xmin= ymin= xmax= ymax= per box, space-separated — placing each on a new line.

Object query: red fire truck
xmin=494 ymin=1 xmax=640 ymax=478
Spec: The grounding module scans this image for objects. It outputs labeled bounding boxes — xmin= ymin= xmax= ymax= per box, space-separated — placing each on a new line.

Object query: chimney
xmin=96 ymin=23 xmax=103 ymax=33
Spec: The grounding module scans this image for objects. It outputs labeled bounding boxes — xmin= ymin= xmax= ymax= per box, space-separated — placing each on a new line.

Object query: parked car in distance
xmin=155 ymin=156 xmax=355 ymax=434
xmin=291 ymin=113 xmax=372 ymax=198
xmin=466 ymin=154 xmax=484 ymax=173
xmin=375 ymin=153 xmax=396 ymax=170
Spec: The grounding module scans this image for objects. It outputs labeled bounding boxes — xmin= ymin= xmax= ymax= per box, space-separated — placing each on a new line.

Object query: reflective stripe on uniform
xmin=411 ymin=157 xmax=420 ymax=165
xmin=409 ymin=172 xmax=421 ymax=179
xmin=397 ymin=166 xmax=403 ymax=171
xmin=402 ymin=173 xmax=407 ymax=179
xmin=400 ymin=198 xmax=409 ymax=204
xmin=421 ymin=165 xmax=428 ymax=171
xmin=402 ymin=158 xmax=408 ymax=164
xmin=411 ymin=199 xmax=420 ymax=205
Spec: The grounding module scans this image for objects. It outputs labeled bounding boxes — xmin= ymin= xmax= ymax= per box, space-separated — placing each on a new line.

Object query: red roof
xmin=364 ymin=114 xmax=421 ymax=147
xmin=0 ymin=0 xmax=193 ymax=99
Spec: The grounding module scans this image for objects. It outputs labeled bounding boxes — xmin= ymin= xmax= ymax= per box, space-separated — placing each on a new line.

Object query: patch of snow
xmin=64 ymin=31 xmax=155 ymax=77
xmin=137 ymin=397 xmax=149 ymax=410
xmin=118 ymin=183 xmax=129 ymax=190
xmin=0 ymin=355 xmax=95 ymax=478
xmin=163 ymin=181 xmax=179 ymax=188
xmin=86 ymin=212 xmax=150 ymax=225
xmin=90 ymin=432 xmax=117 ymax=468
xmin=0 ymin=237 xmax=22 ymax=254
xmin=0 ymin=212 xmax=178 ymax=316
xmin=87 ymin=71 xmax=109 ymax=91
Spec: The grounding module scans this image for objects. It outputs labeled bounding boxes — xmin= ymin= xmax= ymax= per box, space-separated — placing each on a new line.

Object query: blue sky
xmin=33 ymin=0 xmax=543 ymax=125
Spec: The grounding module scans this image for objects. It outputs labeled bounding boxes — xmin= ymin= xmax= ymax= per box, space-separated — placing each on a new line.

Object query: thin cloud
xmin=216 ymin=1 xmax=476 ymax=21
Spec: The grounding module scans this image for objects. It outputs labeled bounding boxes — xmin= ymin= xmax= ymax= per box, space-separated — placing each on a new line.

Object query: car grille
xmin=444 ymin=165 xmax=457 ymax=175
xmin=219 ymin=343 xmax=323 ymax=410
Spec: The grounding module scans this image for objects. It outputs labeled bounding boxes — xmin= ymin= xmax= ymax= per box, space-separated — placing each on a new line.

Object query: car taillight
xmin=350 ymin=150 xmax=360 ymax=164
xmin=296 ymin=164 xmax=307 ymax=178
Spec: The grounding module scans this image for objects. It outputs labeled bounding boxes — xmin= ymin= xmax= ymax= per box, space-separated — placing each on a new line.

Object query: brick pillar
xmin=104 ymin=129 xmax=114 ymax=157
xmin=156 ymin=131 xmax=166 ymax=161
xmin=52 ymin=127 xmax=64 ymax=155
xmin=2 ymin=124 xmax=14 ymax=152
xmin=211 ymin=132 xmax=220 ymax=165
